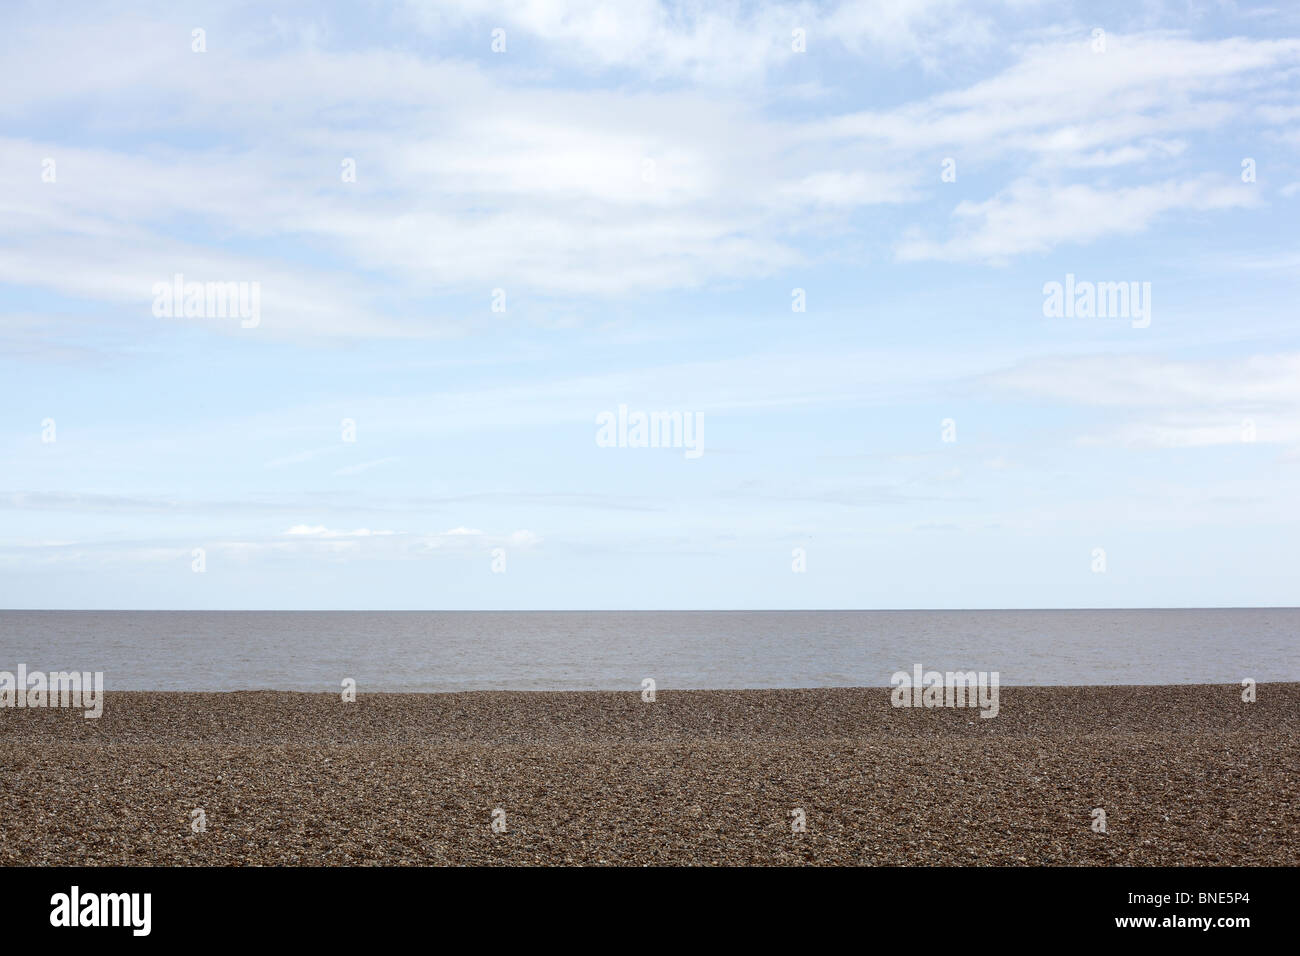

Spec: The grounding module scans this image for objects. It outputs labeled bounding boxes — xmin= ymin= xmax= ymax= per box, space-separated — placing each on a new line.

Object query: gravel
xmin=1 ymin=684 xmax=1296 ymax=865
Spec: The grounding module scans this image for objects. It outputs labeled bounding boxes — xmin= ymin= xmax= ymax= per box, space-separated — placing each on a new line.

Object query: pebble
xmin=1 ymin=685 xmax=1296 ymax=865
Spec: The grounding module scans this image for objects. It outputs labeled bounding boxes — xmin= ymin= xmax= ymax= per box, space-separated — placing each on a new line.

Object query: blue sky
xmin=2 ymin=0 xmax=1299 ymax=609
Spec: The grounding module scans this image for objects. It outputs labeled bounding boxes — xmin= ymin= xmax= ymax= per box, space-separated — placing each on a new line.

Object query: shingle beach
xmin=2 ymin=685 xmax=1296 ymax=865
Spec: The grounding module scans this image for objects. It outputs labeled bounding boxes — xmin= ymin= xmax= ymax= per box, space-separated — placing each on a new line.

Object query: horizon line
xmin=4 ymin=606 xmax=1298 ymax=613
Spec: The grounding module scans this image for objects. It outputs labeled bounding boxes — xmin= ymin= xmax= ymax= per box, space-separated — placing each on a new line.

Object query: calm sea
xmin=0 ymin=609 xmax=1296 ymax=691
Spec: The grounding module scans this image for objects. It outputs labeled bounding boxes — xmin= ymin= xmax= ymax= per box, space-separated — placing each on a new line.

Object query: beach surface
xmin=2 ymin=685 xmax=1296 ymax=865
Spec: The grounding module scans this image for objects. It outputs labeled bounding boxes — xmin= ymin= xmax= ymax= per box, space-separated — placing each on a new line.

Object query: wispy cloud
xmin=897 ymin=178 xmax=1256 ymax=263
xmin=987 ymin=352 xmax=1300 ymax=448
xmin=4 ymin=3 xmax=1299 ymax=608
xmin=333 ymin=457 xmax=402 ymax=476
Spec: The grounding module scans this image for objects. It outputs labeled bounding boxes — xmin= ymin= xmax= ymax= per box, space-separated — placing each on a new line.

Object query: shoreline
xmin=3 ymin=684 xmax=1297 ymax=865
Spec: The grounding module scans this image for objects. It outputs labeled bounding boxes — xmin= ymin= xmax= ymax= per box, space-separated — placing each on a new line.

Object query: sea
xmin=1 ymin=608 xmax=1296 ymax=691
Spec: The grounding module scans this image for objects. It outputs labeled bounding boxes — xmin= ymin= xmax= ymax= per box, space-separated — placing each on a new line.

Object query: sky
xmin=2 ymin=0 xmax=1299 ymax=610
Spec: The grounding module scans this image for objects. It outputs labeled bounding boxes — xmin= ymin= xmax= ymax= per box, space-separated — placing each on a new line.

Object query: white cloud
xmin=284 ymin=525 xmax=401 ymax=537
xmin=988 ymin=352 xmax=1300 ymax=448
xmin=419 ymin=527 xmax=542 ymax=552
xmin=2 ymin=20 xmax=1295 ymax=337
xmin=409 ymin=0 xmax=1005 ymax=82
xmin=333 ymin=457 xmax=402 ymax=476
xmin=897 ymin=177 xmax=1256 ymax=263
xmin=507 ymin=529 xmax=542 ymax=548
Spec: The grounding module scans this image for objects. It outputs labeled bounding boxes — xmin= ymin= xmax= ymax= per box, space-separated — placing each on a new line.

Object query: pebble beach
xmin=2 ymin=684 xmax=1296 ymax=866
